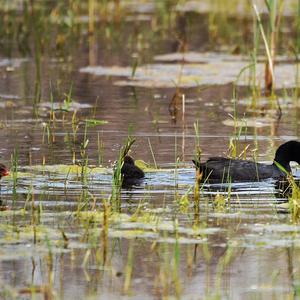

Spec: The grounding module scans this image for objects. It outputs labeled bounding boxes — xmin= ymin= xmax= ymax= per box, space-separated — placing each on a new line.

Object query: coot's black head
xmin=274 ymin=141 xmax=300 ymax=170
xmin=0 ymin=163 xmax=9 ymax=179
xmin=123 ymin=156 xmax=135 ymax=165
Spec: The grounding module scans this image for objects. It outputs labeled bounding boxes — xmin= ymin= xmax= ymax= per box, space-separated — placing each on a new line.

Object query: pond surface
xmin=0 ymin=1 xmax=300 ymax=299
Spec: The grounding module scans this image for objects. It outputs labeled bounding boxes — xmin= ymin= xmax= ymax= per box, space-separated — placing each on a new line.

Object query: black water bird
xmin=192 ymin=141 xmax=300 ymax=182
xmin=121 ymin=156 xmax=145 ymax=186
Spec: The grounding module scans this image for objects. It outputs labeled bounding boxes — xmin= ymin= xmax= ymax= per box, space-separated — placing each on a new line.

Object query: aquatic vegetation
xmin=222 ymin=116 xmax=276 ymax=128
xmin=0 ymin=0 xmax=300 ymax=299
xmin=110 ymin=136 xmax=136 ymax=210
xmin=80 ymin=58 xmax=300 ymax=88
xmin=214 ymin=192 xmax=227 ymax=212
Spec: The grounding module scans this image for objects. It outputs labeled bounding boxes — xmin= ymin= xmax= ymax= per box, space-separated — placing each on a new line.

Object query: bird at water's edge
xmin=192 ymin=141 xmax=300 ymax=182
xmin=121 ymin=155 xmax=144 ymax=186
xmin=0 ymin=163 xmax=9 ymax=179
xmin=0 ymin=163 xmax=9 ymax=208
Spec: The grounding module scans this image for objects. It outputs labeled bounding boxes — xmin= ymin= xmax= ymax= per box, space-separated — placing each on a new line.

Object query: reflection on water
xmin=0 ymin=166 xmax=295 ymax=299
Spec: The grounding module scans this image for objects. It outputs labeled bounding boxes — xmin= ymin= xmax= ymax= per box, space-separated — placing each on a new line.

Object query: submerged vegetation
xmin=0 ymin=0 xmax=300 ymax=299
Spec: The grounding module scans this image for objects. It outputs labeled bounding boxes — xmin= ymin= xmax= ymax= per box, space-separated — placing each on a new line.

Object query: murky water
xmin=0 ymin=1 xmax=300 ymax=299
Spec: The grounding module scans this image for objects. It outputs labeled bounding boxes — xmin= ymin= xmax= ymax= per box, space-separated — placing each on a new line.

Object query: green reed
xmin=193 ymin=121 xmax=202 ymax=225
xmin=173 ymin=220 xmax=182 ymax=298
xmin=252 ymin=1 xmax=284 ymax=97
xmin=287 ymin=176 xmax=300 ymax=222
xmin=298 ymin=0 xmax=300 ymax=54
xmin=110 ymin=136 xmax=136 ymax=211
xmin=274 ymin=161 xmax=300 ymax=222
xmin=214 ymin=244 xmax=235 ymax=298
xmin=294 ymin=1 xmax=300 ymax=99
xmin=97 ymin=131 xmax=104 ymax=165
xmin=194 ymin=120 xmax=201 ymax=156
xmin=230 ymin=61 xmax=256 ymax=159
xmin=63 ymin=84 xmax=74 ymax=111
xmin=80 ymin=121 xmax=89 ymax=185
xmin=159 ymin=234 xmax=171 ymax=297
xmin=100 ymin=199 xmax=110 ymax=265
xmin=250 ymin=5 xmax=260 ymax=105
xmin=148 ymin=137 xmax=157 ymax=169
xmin=28 ymin=0 xmax=43 ymax=109
xmin=123 ymin=240 xmax=134 ymax=294
xmin=11 ymin=148 xmax=19 ymax=210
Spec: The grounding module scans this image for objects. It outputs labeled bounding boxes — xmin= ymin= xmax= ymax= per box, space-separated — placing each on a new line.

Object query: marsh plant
xmin=193 ymin=121 xmax=202 ymax=224
xmin=287 ymin=175 xmax=300 ymax=222
xmin=11 ymin=148 xmax=19 ymax=208
xmin=274 ymin=161 xmax=300 ymax=222
xmin=110 ymin=136 xmax=136 ymax=211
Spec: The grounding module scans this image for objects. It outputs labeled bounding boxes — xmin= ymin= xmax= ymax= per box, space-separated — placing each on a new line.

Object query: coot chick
xmin=0 ymin=164 xmax=9 ymax=207
xmin=121 ymin=156 xmax=144 ymax=186
xmin=192 ymin=141 xmax=300 ymax=182
xmin=0 ymin=163 xmax=9 ymax=179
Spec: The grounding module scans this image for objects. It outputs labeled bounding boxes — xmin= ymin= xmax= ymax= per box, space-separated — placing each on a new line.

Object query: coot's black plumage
xmin=192 ymin=141 xmax=300 ymax=182
xmin=121 ymin=156 xmax=144 ymax=185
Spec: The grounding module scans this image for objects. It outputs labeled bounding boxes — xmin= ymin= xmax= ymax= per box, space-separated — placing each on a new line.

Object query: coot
xmin=192 ymin=141 xmax=300 ymax=182
xmin=121 ymin=156 xmax=144 ymax=185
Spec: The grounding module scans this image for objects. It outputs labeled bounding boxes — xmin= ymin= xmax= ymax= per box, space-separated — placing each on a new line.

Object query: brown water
xmin=0 ymin=1 xmax=300 ymax=299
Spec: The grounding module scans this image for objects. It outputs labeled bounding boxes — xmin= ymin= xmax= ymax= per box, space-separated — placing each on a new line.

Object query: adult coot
xmin=121 ymin=156 xmax=144 ymax=186
xmin=192 ymin=141 xmax=300 ymax=182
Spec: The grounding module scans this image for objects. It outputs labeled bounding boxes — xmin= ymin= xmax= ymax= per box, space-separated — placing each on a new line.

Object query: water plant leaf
xmin=85 ymin=119 xmax=109 ymax=127
xmin=25 ymin=164 xmax=109 ymax=175
xmin=222 ymin=117 xmax=276 ymax=128
xmin=39 ymin=101 xmax=91 ymax=111
xmin=80 ymin=53 xmax=300 ymax=88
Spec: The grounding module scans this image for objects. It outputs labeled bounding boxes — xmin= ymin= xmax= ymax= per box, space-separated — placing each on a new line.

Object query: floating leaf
xmin=222 ymin=117 xmax=276 ymax=128
xmin=25 ymin=164 xmax=109 ymax=175
xmin=85 ymin=119 xmax=109 ymax=127
xmin=80 ymin=53 xmax=300 ymax=88
xmin=39 ymin=101 xmax=91 ymax=111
